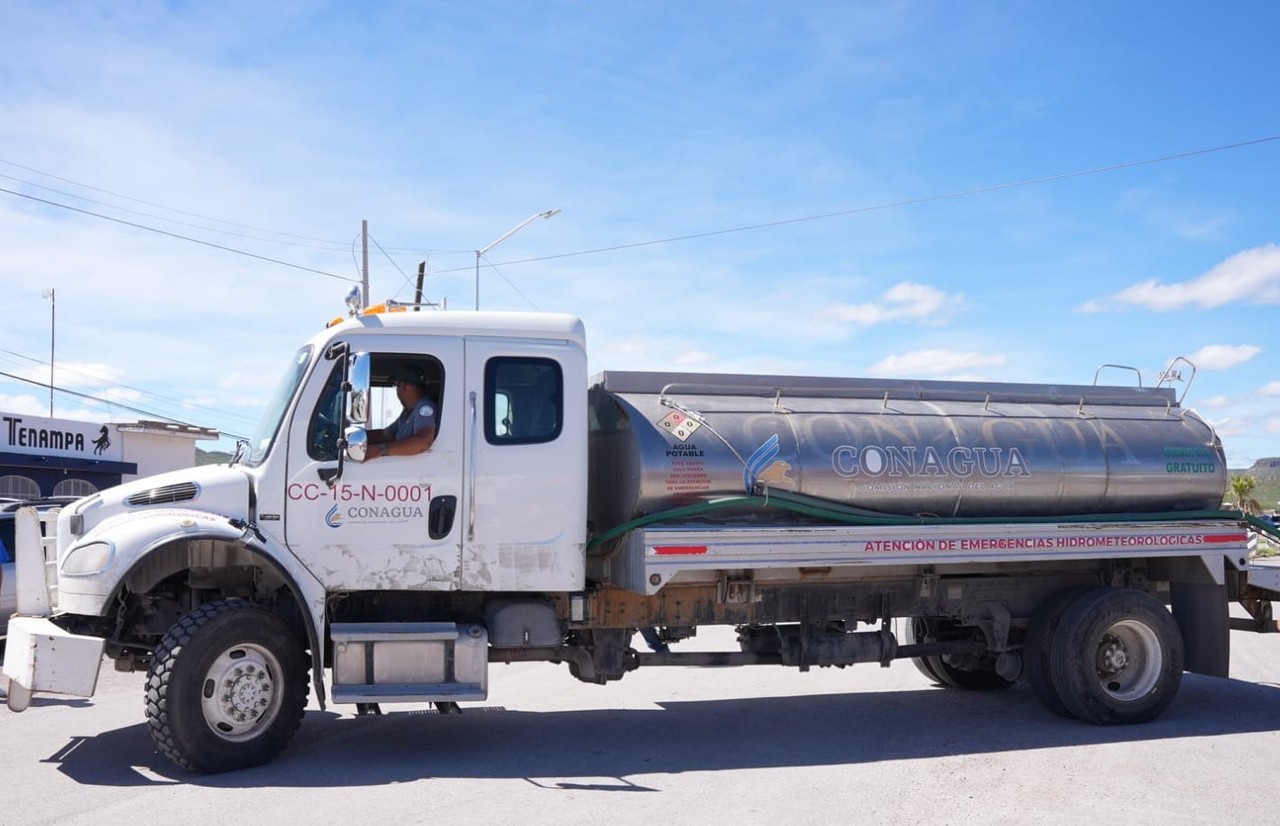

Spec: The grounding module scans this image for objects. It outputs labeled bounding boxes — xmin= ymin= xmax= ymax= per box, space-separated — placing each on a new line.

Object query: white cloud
xmin=1185 ymin=344 xmax=1261 ymax=370
xmin=0 ymin=393 xmax=47 ymax=416
xmin=867 ymin=349 xmax=1007 ymax=378
xmin=820 ymin=282 xmax=960 ymax=327
xmin=1201 ymin=395 xmax=1231 ymax=409
xmin=1089 ymin=244 xmax=1280 ymax=311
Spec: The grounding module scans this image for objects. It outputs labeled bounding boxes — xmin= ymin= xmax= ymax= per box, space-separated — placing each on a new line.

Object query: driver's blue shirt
xmin=391 ymin=401 xmax=436 ymax=442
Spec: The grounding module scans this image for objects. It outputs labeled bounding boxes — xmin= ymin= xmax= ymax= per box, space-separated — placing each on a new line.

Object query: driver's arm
xmin=374 ymin=425 xmax=435 ymax=458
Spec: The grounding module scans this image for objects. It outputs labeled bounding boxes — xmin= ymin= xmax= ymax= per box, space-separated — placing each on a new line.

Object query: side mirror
xmin=347 ymin=352 xmax=371 ymax=425
xmin=344 ymin=426 xmax=368 ymax=463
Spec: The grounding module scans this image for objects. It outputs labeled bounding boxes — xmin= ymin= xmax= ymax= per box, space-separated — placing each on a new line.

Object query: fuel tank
xmin=587 ymin=371 xmax=1227 ymax=540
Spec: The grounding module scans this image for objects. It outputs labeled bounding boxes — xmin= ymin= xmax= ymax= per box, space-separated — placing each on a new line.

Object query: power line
xmin=0 ymin=157 xmax=342 ymax=247
xmin=481 ymin=257 xmax=540 ymax=310
xmin=0 ymin=156 xmax=470 ymax=256
xmin=435 ymin=134 xmax=1280 ymax=273
xmin=0 ymin=171 xmax=351 ymax=252
xmin=0 ymin=186 xmax=358 ymax=282
xmin=5 ymin=133 xmax=1275 ymax=283
xmin=0 ymin=368 xmax=250 ymax=441
xmin=0 ymin=346 xmax=258 ymax=428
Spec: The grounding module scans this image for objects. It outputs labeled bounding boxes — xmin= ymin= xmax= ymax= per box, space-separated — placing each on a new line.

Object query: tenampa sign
xmin=2 ymin=413 xmax=121 ymax=462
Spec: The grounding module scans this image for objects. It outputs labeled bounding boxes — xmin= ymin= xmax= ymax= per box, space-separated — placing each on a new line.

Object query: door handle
xmin=428 ymin=495 xmax=457 ymax=540
xmin=468 ymin=390 xmax=477 ymax=542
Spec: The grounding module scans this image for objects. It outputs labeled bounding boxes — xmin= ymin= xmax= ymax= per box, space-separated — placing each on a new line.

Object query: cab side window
xmin=485 ymin=357 xmax=562 ymax=445
xmin=306 ymin=354 xmax=445 ymax=461
xmin=367 ymin=355 xmax=445 ymax=430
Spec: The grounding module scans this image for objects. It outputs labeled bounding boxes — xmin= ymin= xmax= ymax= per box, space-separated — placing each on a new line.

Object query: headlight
xmin=61 ymin=541 xmax=114 ymax=576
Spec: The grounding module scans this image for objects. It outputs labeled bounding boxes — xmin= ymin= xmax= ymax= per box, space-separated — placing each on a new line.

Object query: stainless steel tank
xmin=587 ymin=371 xmax=1227 ymax=540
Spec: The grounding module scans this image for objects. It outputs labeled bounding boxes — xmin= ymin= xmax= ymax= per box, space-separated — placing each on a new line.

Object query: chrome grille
xmin=126 ymin=482 xmax=199 ymax=506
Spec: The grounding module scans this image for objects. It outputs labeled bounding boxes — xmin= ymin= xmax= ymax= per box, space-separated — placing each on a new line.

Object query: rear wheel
xmin=1023 ymin=586 xmax=1092 ymax=718
xmin=902 ymin=618 xmax=948 ymax=685
xmin=1049 ymin=587 xmax=1183 ymax=725
xmin=146 ymin=598 xmax=309 ymax=773
xmin=905 ymin=617 xmax=1012 ymax=690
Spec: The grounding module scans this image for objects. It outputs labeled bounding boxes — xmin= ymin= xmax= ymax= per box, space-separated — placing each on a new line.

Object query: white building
xmin=0 ymin=412 xmax=219 ymax=500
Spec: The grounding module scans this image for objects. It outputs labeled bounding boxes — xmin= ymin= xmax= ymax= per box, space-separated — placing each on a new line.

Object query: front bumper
xmin=2 ymin=616 xmax=105 ymax=711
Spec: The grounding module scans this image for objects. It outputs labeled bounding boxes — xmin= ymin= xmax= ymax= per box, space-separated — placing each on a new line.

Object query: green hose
xmin=586 ymin=488 xmax=1277 ymax=552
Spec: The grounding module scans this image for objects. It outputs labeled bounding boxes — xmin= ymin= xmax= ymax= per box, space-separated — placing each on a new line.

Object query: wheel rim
xmin=1092 ymin=619 xmax=1162 ymax=702
xmin=200 ymin=643 xmax=286 ymax=741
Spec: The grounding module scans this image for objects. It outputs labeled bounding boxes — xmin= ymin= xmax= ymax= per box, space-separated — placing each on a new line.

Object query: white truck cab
xmin=268 ymin=310 xmax=588 ymax=595
xmin=4 ymin=308 xmax=589 ymax=771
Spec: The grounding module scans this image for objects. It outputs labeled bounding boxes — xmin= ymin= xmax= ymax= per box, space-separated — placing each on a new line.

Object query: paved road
xmin=2 ymin=625 xmax=1279 ymax=825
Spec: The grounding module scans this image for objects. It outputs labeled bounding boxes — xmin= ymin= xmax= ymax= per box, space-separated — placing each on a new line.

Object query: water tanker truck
xmin=6 ymin=303 xmax=1280 ymax=773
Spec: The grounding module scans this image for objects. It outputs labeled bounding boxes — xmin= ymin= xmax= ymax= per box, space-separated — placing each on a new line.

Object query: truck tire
xmin=1048 ymin=587 xmax=1183 ymax=725
xmin=905 ymin=617 xmax=1012 ymax=691
xmin=1022 ymin=586 xmax=1092 ymax=718
xmin=145 ymin=598 xmax=309 ymax=773
xmin=902 ymin=618 xmax=948 ymax=685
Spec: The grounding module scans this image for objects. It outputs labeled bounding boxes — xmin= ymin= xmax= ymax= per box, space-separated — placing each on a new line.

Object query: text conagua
xmin=831 ymin=444 xmax=1030 ymax=479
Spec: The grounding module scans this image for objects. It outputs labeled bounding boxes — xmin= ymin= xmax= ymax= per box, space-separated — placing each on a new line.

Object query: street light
xmin=474 ymin=209 xmax=560 ymax=310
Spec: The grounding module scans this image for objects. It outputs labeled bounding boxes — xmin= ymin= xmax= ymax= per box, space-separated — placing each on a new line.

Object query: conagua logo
xmin=832 ymin=444 xmax=1030 ymax=479
xmin=744 ymin=434 xmax=794 ymax=493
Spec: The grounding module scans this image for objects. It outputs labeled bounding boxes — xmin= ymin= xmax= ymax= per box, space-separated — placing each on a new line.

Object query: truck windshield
xmin=244 ymin=345 xmax=313 ymax=467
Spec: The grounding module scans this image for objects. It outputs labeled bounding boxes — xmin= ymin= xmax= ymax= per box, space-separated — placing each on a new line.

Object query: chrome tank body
xmin=587 ymin=371 xmax=1227 ymax=540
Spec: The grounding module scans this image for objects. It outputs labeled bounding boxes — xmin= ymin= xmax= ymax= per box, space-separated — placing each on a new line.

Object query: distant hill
xmin=1240 ymin=458 xmax=1280 ymax=479
xmin=1229 ymin=458 xmax=1280 ymax=512
xmin=196 ymin=448 xmax=233 ymax=466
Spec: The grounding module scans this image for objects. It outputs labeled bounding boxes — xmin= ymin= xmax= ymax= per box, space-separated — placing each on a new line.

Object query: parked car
xmin=1 ymin=514 xmax=16 ymax=641
xmin=0 ymin=503 xmax=66 ymax=640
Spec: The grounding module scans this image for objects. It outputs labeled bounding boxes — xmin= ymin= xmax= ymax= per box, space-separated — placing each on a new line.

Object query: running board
xmin=331 ymin=684 xmax=487 ymax=704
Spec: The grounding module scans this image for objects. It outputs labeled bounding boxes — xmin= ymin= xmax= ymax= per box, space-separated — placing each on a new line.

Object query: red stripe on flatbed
xmin=1204 ymin=533 xmax=1249 ymax=544
xmin=654 ymin=545 xmax=708 ymax=555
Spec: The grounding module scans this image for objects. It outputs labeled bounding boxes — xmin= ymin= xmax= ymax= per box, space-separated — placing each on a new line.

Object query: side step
xmin=330 ymin=622 xmax=488 ymax=705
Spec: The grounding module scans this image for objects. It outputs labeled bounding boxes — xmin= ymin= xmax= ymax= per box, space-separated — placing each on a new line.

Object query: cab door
xmin=461 ymin=336 xmax=586 ymax=591
xmin=284 ymin=335 xmax=464 ymax=591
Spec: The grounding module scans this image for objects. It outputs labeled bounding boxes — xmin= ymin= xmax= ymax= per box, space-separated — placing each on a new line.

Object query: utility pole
xmin=361 ymin=220 xmax=370 ymax=307
xmin=41 ymin=288 xmax=55 ymax=417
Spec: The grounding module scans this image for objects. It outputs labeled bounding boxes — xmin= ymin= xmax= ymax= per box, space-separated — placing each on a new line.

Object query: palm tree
xmin=1230 ymin=474 xmax=1263 ymax=515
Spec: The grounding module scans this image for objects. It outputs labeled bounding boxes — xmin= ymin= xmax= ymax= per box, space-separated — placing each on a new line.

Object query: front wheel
xmin=146 ymin=598 xmax=309 ymax=773
xmin=1049 ymin=587 xmax=1183 ymax=725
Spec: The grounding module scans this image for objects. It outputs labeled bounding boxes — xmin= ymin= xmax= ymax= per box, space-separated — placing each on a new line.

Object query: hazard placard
xmin=657 ymin=410 xmax=701 ymax=441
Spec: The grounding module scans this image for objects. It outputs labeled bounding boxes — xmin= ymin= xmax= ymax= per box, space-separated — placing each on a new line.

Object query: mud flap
xmin=1171 ymin=581 xmax=1229 ymax=678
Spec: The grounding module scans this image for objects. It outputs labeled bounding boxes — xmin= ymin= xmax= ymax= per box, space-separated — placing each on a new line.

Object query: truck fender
xmin=75 ymin=508 xmax=330 ymax=710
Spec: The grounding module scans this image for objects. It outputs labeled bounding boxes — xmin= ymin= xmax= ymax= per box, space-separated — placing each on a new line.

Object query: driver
xmin=367 ymin=363 xmax=437 ymax=458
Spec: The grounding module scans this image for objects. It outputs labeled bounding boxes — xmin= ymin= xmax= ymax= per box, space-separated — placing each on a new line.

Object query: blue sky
xmin=1 ymin=1 xmax=1278 ymax=467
